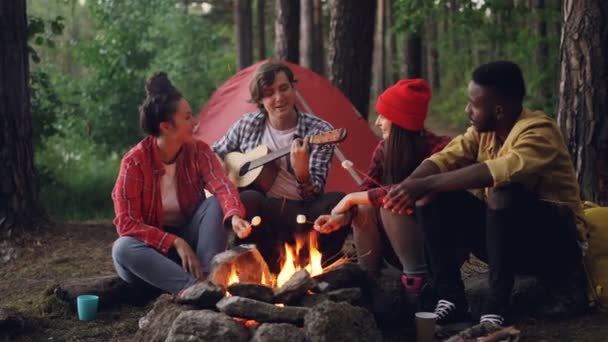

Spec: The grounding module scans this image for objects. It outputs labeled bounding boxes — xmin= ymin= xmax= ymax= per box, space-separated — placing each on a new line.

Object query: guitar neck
xmin=247 ymin=146 xmax=291 ymax=171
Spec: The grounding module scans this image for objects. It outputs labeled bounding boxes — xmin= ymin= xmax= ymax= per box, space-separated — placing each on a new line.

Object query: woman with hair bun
xmin=111 ymin=72 xmax=251 ymax=294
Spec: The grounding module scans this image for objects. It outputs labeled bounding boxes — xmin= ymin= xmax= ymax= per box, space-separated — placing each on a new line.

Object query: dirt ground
xmin=1 ymin=220 xmax=608 ymax=341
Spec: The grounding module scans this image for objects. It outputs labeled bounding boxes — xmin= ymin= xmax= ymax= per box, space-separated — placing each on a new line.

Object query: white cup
xmin=415 ymin=311 xmax=438 ymax=342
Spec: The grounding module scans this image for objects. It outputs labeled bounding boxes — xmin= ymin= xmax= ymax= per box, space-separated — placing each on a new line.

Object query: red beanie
xmin=375 ymin=79 xmax=431 ymax=131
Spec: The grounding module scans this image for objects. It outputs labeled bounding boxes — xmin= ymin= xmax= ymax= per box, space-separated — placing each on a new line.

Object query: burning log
xmin=227 ymin=283 xmax=274 ymax=303
xmin=312 ymin=263 xmax=371 ymax=293
xmin=174 ymin=281 xmax=225 ymax=309
xmin=209 ymin=244 xmax=272 ymax=288
xmin=298 ymin=287 xmax=362 ymax=307
xmin=216 ymin=296 xmax=309 ymax=325
xmin=273 ymin=270 xmax=315 ymax=304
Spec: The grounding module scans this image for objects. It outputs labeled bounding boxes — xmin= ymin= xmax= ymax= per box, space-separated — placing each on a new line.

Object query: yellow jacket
xmin=427 ymin=109 xmax=587 ymax=240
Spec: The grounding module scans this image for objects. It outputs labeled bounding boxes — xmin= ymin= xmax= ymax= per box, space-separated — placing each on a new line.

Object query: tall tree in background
xmin=424 ymin=19 xmax=440 ymax=90
xmin=299 ymin=0 xmax=324 ymax=74
xmin=312 ymin=0 xmax=325 ymax=75
xmin=275 ymin=0 xmax=300 ymax=63
xmin=328 ymin=0 xmax=376 ymax=118
xmin=372 ymin=0 xmax=388 ymax=99
xmin=557 ymin=0 xmax=608 ymax=204
xmin=531 ymin=0 xmax=548 ymax=106
xmin=300 ymin=0 xmax=314 ymax=68
xmin=256 ymin=0 xmax=266 ymax=60
xmin=235 ymin=0 xmax=253 ymax=69
xmin=404 ymin=30 xmax=422 ymax=78
xmin=0 ymin=0 xmax=45 ymax=232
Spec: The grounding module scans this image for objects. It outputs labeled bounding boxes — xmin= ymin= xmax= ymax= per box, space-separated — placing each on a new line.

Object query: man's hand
xmin=173 ymin=237 xmax=204 ymax=280
xmin=231 ymin=215 xmax=252 ymax=239
xmin=314 ymin=213 xmax=348 ymax=234
xmin=383 ymin=178 xmax=432 ymax=214
xmin=290 ymin=137 xmax=310 ymax=182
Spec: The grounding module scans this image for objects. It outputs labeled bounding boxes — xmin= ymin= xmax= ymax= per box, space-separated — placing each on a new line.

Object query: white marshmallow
xmin=341 ymin=160 xmax=354 ymax=170
xmin=251 ymin=216 xmax=262 ymax=226
xmin=296 ymin=214 xmax=307 ymax=224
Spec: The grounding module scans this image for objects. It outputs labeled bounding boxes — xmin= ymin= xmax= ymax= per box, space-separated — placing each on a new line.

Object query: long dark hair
xmin=382 ymin=124 xmax=426 ymax=184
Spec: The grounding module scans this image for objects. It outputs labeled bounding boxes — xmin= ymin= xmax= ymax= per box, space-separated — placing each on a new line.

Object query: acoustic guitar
xmin=223 ymin=128 xmax=347 ymax=192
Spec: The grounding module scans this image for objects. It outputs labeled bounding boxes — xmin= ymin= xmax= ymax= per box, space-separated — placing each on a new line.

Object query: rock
xmin=312 ymin=263 xmax=371 ymax=293
xmin=274 ymin=270 xmax=314 ymax=304
xmin=217 ymin=296 xmax=309 ymax=325
xmin=0 ymin=308 xmax=25 ymax=336
xmin=368 ymin=268 xmax=414 ymax=329
xmin=228 ymin=283 xmax=275 ymax=303
xmin=164 ymin=310 xmax=249 ymax=342
xmin=209 ymin=244 xmax=272 ymax=288
xmin=134 ymin=294 xmax=196 ymax=342
xmin=465 ymin=271 xmax=588 ymax=319
xmin=251 ymin=323 xmax=306 ymax=342
xmin=304 ymin=301 xmax=382 ymax=342
xmin=299 ymin=287 xmax=362 ymax=307
xmin=49 ymin=274 xmax=158 ymax=312
xmin=174 ymin=280 xmax=224 ymax=308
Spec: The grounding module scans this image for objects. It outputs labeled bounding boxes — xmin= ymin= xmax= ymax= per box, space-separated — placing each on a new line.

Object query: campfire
xmin=156 ymin=217 xmax=389 ymax=342
xmin=224 ymin=231 xmax=326 ymax=290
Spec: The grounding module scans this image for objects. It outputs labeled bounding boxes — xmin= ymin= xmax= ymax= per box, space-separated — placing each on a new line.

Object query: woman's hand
xmin=173 ymin=237 xmax=204 ymax=280
xmin=313 ymin=213 xmax=348 ymax=234
xmin=331 ymin=191 xmax=368 ymax=215
xmin=231 ymin=215 xmax=252 ymax=239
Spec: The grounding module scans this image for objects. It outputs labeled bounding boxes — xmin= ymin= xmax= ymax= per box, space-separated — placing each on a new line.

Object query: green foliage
xmin=28 ymin=0 xmax=236 ymax=219
xmin=393 ymin=0 xmax=562 ymax=130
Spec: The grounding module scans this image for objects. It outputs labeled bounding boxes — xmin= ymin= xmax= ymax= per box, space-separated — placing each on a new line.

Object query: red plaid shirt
xmin=362 ymin=130 xmax=452 ymax=205
xmin=112 ymin=136 xmax=245 ymax=255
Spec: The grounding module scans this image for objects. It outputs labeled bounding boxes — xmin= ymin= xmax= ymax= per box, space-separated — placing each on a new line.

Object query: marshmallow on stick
xmin=296 ymin=214 xmax=307 ymax=224
xmin=251 ymin=216 xmax=262 ymax=226
xmin=341 ymin=160 xmax=354 ymax=170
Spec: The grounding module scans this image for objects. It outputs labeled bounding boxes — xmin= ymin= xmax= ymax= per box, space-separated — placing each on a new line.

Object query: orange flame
xmin=276 ymin=231 xmax=323 ymax=288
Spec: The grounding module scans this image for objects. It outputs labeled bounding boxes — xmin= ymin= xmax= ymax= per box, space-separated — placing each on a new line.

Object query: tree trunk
xmin=0 ymin=0 xmax=44 ymax=232
xmin=275 ymin=0 xmax=300 ymax=63
xmin=425 ymin=19 xmax=440 ymax=90
xmin=327 ymin=0 xmax=376 ymax=118
xmin=404 ymin=31 xmax=422 ymax=78
xmin=532 ymin=0 xmax=549 ymax=106
xmin=372 ymin=0 xmax=386 ymax=99
xmin=557 ymin=0 xmax=608 ymax=204
xmin=385 ymin=0 xmax=396 ymax=84
xmin=311 ymin=0 xmax=324 ymax=75
xmin=300 ymin=0 xmax=313 ymax=68
xmin=235 ymin=0 xmax=253 ymax=69
xmin=256 ymin=0 xmax=266 ymax=60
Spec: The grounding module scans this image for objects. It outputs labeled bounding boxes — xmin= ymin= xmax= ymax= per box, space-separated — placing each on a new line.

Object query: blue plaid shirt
xmin=212 ymin=110 xmax=335 ymax=200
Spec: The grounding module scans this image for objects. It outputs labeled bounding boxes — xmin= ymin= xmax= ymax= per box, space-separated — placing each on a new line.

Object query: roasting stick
xmin=341 ymin=160 xmax=414 ymax=215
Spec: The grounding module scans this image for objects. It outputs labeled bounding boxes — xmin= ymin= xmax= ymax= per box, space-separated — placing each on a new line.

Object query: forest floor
xmin=2 ymin=220 xmax=608 ymax=341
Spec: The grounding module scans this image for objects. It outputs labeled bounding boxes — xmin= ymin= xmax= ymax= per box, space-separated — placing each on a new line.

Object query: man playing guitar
xmin=212 ymin=61 xmax=349 ymax=273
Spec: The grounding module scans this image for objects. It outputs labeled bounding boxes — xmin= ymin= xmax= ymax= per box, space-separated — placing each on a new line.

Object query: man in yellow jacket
xmin=383 ymin=61 xmax=586 ymax=333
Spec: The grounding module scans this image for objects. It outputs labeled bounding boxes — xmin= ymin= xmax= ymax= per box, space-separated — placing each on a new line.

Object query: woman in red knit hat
xmin=314 ymin=79 xmax=450 ymax=305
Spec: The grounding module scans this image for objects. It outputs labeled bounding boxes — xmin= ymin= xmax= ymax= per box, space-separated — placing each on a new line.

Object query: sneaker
xmin=433 ymin=299 xmax=472 ymax=337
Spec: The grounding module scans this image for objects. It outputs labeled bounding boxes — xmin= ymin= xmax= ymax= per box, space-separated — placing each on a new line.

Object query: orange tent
xmin=195 ymin=59 xmax=380 ymax=193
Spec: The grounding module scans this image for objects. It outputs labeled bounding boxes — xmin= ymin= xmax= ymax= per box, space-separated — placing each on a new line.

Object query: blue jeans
xmin=112 ymin=197 xmax=227 ymax=294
